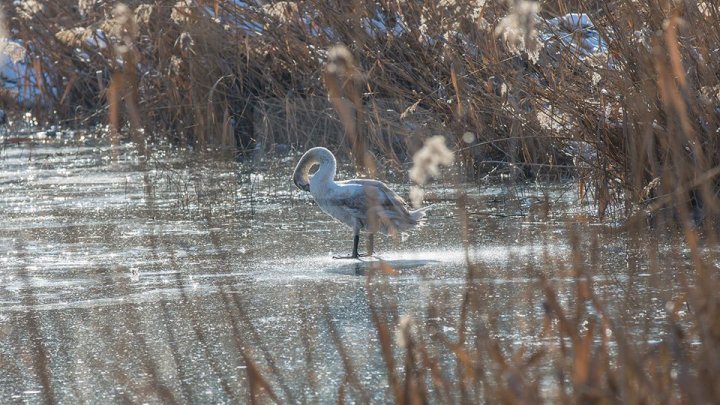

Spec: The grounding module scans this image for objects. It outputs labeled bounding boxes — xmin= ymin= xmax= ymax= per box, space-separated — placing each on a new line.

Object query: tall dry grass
xmin=4 ymin=0 xmax=720 ymax=402
xmin=5 ymin=0 xmax=720 ymax=219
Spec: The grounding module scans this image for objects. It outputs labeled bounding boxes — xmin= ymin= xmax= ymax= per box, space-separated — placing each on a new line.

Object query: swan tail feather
xmin=410 ymin=205 xmax=433 ymax=225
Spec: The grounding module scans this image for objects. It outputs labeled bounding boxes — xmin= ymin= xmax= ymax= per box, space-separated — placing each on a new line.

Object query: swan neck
xmin=293 ymin=147 xmax=338 ymax=191
xmin=313 ymin=151 xmax=337 ymax=185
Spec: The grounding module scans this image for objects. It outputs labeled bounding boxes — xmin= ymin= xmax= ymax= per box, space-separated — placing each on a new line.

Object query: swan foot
xmin=332 ymin=252 xmax=374 ymax=260
xmin=332 ymin=234 xmax=374 ymax=259
xmin=332 ymin=254 xmax=363 ymax=260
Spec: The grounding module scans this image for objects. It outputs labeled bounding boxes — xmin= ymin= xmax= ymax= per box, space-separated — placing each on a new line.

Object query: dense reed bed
xmin=4 ymin=1 xmax=717 ymax=210
xmin=3 ymin=0 xmax=720 ymax=403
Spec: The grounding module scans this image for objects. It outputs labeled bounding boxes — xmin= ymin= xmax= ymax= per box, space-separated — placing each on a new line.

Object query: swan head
xmin=293 ymin=170 xmax=312 ymax=192
xmin=292 ymin=147 xmax=335 ymax=192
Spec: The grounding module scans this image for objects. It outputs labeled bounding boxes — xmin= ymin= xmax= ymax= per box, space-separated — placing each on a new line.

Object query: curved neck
xmin=293 ymin=147 xmax=338 ymax=191
xmin=310 ymin=148 xmax=337 ymax=186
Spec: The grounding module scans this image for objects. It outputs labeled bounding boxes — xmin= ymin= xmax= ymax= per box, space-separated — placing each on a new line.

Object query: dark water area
xmin=0 ymin=138 xmax=690 ymax=402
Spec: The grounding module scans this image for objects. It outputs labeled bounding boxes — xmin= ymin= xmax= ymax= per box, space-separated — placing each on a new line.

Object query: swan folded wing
xmin=343 ymin=179 xmax=409 ymax=209
xmin=338 ymin=180 xmax=417 ymax=234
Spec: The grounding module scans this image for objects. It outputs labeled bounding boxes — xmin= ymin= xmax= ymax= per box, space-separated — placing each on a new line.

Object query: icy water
xmin=0 ymin=138 xmax=685 ymax=402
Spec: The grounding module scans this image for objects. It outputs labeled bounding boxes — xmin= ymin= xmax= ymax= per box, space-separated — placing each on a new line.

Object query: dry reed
xmin=3 ymin=0 xmax=718 ymax=218
xmin=3 ymin=0 xmax=720 ymax=403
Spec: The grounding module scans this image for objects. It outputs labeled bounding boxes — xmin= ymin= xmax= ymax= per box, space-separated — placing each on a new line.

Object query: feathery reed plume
xmin=395 ymin=315 xmax=414 ymax=349
xmin=409 ymin=135 xmax=455 ymax=207
xmin=323 ymin=44 xmax=375 ymax=174
xmin=134 ymin=4 xmax=154 ymax=26
xmin=0 ymin=7 xmax=25 ymax=63
xmin=494 ymin=0 xmax=540 ymax=61
xmin=0 ymin=7 xmax=25 ymax=62
xmin=0 ymin=7 xmax=7 ymax=42
xmin=15 ymin=0 xmax=44 ymax=20
xmin=171 ymin=1 xmax=192 ymax=24
xmin=102 ymin=3 xmax=139 ymax=56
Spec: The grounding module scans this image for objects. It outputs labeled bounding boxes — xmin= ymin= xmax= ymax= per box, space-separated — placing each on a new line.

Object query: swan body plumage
xmin=293 ymin=147 xmax=429 ymax=258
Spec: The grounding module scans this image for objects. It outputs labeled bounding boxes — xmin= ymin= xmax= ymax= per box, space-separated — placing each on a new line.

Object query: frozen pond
xmin=0 ymin=139 xmax=688 ymax=402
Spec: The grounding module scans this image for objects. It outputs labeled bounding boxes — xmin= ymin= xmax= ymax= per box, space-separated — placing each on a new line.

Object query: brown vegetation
xmin=5 ymin=0 xmax=720 ymax=221
xmin=5 ymin=1 xmax=717 ymax=209
xmin=4 ymin=0 xmax=720 ymax=403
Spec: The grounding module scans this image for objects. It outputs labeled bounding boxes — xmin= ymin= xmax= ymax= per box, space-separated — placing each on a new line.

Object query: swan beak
xmin=293 ymin=177 xmax=310 ymax=192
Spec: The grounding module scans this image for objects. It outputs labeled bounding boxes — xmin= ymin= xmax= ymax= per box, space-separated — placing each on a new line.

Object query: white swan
xmin=293 ymin=147 xmax=429 ymax=259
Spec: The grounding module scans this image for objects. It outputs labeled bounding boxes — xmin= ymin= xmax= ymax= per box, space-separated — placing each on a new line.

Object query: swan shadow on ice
xmin=326 ymin=257 xmax=441 ymax=277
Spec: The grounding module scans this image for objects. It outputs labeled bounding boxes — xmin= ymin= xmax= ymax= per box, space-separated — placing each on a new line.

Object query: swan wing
xmin=338 ymin=179 xmax=418 ymax=234
xmin=342 ymin=179 xmax=409 ymax=211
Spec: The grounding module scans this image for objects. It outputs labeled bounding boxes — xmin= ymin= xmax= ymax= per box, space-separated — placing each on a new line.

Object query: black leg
xmin=333 ymin=234 xmax=361 ymax=259
xmin=351 ymin=234 xmax=360 ymax=258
